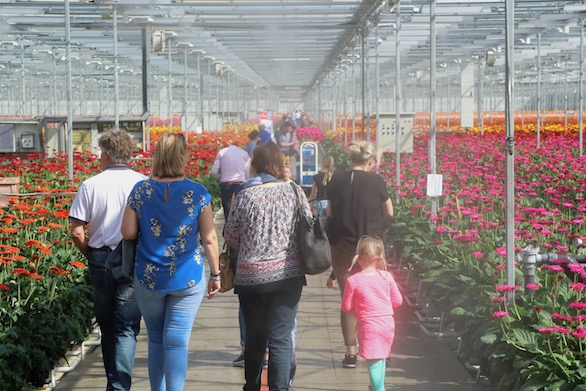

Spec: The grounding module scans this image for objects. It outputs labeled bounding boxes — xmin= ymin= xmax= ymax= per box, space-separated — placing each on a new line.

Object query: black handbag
xmin=290 ymin=183 xmax=332 ymax=275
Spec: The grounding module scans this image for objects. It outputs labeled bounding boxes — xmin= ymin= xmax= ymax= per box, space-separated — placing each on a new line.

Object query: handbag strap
xmin=289 ymin=182 xmax=302 ymax=213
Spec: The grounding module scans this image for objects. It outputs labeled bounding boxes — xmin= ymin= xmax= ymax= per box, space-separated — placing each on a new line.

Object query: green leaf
xmin=519 ymin=379 xmax=549 ymax=391
xmin=451 ymin=307 xmax=471 ymax=316
xmin=509 ymin=328 xmax=544 ymax=354
xmin=480 ymin=332 xmax=497 ymax=345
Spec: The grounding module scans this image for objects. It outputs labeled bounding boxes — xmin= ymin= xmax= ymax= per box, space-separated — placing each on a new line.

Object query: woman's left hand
xmin=207 ymin=279 xmax=221 ymax=299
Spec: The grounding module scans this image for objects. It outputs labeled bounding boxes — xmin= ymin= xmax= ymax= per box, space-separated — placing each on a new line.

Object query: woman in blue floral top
xmin=121 ymin=133 xmax=220 ymax=391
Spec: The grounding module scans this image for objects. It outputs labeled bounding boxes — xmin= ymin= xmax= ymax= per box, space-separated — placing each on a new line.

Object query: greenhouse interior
xmin=2 ymin=0 xmax=586 ymax=390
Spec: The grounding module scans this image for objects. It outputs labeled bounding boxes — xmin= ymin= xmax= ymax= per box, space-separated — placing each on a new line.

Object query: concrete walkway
xmin=53 ymin=212 xmax=488 ymax=390
xmin=53 ymin=272 xmax=487 ymax=391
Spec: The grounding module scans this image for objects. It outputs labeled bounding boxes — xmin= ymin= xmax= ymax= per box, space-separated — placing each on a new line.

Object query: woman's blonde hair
xmin=348 ymin=235 xmax=386 ymax=271
xmin=347 ymin=141 xmax=381 ymax=166
xmin=152 ymin=133 xmax=188 ymax=178
xmin=320 ymin=154 xmax=335 ymax=186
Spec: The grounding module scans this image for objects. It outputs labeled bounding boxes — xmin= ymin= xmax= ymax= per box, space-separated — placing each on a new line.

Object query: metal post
xmin=578 ymin=22 xmax=584 ymax=157
xmin=344 ymin=61 xmax=349 ymax=145
xmin=113 ymin=4 xmax=120 ymax=129
xmin=505 ymin=0 xmax=516 ymax=294
xmin=361 ymin=28 xmax=366 ymax=137
xmin=375 ymin=25 xmax=380 ymax=147
xmin=352 ymin=53 xmax=356 ymax=140
xmin=183 ymin=48 xmax=188 ymax=135
xmin=537 ymin=33 xmax=542 ymax=149
xmin=65 ymin=0 xmax=73 ymax=181
xmin=430 ymin=0 xmax=437 ymax=217
xmin=197 ymin=53 xmax=204 ymax=131
xmin=168 ymin=36 xmax=173 ymax=133
xmin=395 ymin=2 xmax=402 ymax=190
xmin=447 ymin=62 xmax=451 ymax=131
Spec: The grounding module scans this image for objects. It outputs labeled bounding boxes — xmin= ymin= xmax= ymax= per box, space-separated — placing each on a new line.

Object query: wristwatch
xmin=209 ymin=273 xmax=220 ymax=281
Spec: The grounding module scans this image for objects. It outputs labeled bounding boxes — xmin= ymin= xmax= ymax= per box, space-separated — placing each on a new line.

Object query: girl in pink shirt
xmin=342 ymin=236 xmax=403 ymax=391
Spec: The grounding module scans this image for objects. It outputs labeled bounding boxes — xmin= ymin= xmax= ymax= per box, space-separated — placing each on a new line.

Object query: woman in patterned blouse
xmin=121 ymin=133 xmax=220 ymax=391
xmin=224 ymin=142 xmax=312 ymax=391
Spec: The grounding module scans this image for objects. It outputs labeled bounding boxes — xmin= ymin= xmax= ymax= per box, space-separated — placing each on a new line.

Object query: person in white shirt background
xmin=211 ymin=143 xmax=251 ymax=223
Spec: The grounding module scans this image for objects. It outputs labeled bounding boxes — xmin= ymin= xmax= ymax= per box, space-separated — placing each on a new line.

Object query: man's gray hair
xmin=98 ymin=130 xmax=134 ymax=164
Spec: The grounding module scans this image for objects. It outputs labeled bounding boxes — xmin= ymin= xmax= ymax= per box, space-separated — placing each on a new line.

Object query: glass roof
xmin=1 ymin=0 xmax=585 ymax=104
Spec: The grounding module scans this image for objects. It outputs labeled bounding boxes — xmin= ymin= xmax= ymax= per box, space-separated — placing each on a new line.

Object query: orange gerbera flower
xmin=1 ymin=228 xmax=18 ymax=234
xmin=13 ymin=203 xmax=32 ymax=211
xmin=49 ymin=265 xmax=68 ymax=276
xmin=0 ymin=245 xmax=20 ymax=254
xmin=30 ymin=273 xmax=43 ymax=280
xmin=70 ymin=261 xmax=86 ymax=268
xmin=47 ymin=223 xmax=62 ymax=229
xmin=25 ymin=240 xmax=43 ymax=247
xmin=37 ymin=226 xmax=51 ymax=234
xmin=12 ymin=268 xmax=30 ymax=277
xmin=0 ymin=283 xmax=9 ymax=291
xmin=38 ymin=247 xmax=52 ymax=255
xmin=53 ymin=210 xmax=69 ymax=219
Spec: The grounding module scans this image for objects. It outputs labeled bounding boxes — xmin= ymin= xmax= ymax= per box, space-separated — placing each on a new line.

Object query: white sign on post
xmin=426 ymin=174 xmax=443 ymax=197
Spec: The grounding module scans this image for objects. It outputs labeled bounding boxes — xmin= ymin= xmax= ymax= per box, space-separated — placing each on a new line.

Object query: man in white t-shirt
xmin=211 ymin=144 xmax=250 ymax=220
xmin=69 ymin=130 xmax=147 ymax=391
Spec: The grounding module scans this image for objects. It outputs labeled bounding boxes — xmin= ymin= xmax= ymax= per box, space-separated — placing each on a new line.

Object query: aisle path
xmin=54 ymin=213 xmax=487 ymax=390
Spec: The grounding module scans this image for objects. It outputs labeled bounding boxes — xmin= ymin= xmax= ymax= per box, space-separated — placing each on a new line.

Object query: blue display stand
xmin=299 ymin=141 xmax=319 ymax=187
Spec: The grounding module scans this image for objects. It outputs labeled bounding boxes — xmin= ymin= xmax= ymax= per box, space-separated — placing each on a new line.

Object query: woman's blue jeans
xmin=88 ymin=247 xmax=141 ymax=391
xmin=134 ymin=279 xmax=205 ymax=391
xmin=239 ymin=286 xmax=302 ymax=391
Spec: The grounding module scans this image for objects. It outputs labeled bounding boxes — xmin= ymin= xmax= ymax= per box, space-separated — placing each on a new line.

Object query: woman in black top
xmin=326 ymin=141 xmax=394 ymax=368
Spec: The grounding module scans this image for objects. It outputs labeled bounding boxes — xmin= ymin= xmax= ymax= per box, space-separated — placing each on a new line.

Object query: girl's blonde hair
xmin=347 ymin=141 xmax=382 ymax=166
xmin=152 ymin=133 xmax=188 ymax=178
xmin=348 ymin=235 xmax=386 ymax=271
xmin=320 ymin=154 xmax=335 ymax=186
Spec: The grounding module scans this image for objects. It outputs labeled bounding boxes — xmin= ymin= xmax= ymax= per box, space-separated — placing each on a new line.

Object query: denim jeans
xmin=220 ymin=182 xmax=242 ymax=220
xmin=239 ymin=286 xmax=302 ymax=391
xmin=88 ymin=247 xmax=141 ymax=391
xmin=134 ymin=279 xmax=205 ymax=391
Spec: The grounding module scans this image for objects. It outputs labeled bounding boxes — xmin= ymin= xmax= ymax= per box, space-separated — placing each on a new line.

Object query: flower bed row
xmin=381 ymin=128 xmax=586 ymax=390
xmin=0 ymin=131 xmax=246 ymax=389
